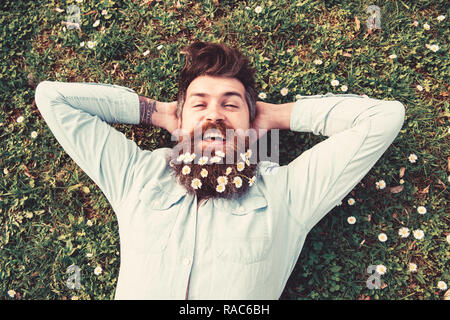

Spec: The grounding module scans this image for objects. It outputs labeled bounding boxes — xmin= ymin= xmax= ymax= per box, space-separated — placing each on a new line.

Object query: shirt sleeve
xmin=34 ymin=80 xmax=141 ymax=209
xmin=285 ymin=93 xmax=405 ymax=232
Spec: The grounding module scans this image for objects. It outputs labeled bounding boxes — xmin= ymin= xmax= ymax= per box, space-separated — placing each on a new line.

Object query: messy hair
xmin=176 ymin=41 xmax=257 ymax=122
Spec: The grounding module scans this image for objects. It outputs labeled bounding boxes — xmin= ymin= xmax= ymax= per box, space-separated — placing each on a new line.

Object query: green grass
xmin=0 ymin=0 xmax=448 ymax=300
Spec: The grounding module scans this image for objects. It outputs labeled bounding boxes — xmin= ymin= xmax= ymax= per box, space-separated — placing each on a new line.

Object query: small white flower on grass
xmin=413 ymin=229 xmax=425 ymax=240
xmin=340 ymin=85 xmax=348 ymax=92
xmin=76 ymin=0 xmax=83 ymax=3
xmin=236 ymin=162 xmax=245 ymax=172
xmin=417 ymin=206 xmax=427 ymax=215
xmin=409 ymin=263 xmax=417 ymax=272
xmin=143 ymin=50 xmax=150 ymax=56
xmin=412 ymin=20 xmax=419 ymax=27
xmin=347 ymin=216 xmax=356 ymax=224
xmin=389 ymin=54 xmax=397 ymax=59
xmin=86 ymin=219 xmax=93 ymax=227
xmin=157 ymin=44 xmax=164 ymax=50
xmin=378 ymin=233 xmax=388 ymax=242
xmin=245 ymin=6 xmax=250 ymax=10
xmin=94 ymin=266 xmax=102 ymax=276
xmin=280 ymin=87 xmax=289 ymax=96
xmin=254 ymin=6 xmax=262 ymax=14
xmin=437 ymin=281 xmax=447 ymax=291
xmin=16 ymin=116 xmax=24 ymax=123
xmin=398 ymin=227 xmax=410 ymax=238
xmin=446 ymin=234 xmax=450 ymax=244
xmin=347 ymin=198 xmax=355 ymax=205
xmin=375 ymin=179 xmax=386 ymax=190
xmin=7 ymin=290 xmax=15 ymax=298
xmin=416 ymin=85 xmax=423 ymax=91
xmin=3 ymin=168 xmax=9 ymax=175
xmin=399 ymin=179 xmax=405 ymax=184
xmin=86 ymin=253 xmax=93 ymax=258
xmin=248 ymin=176 xmax=256 ymax=186
xmin=331 ymin=79 xmax=339 ymax=87
xmin=258 ymin=92 xmax=267 ymax=99
xmin=428 ymin=44 xmax=440 ymax=52
xmin=71 ymin=296 xmax=79 ymax=300
xmin=217 ymin=176 xmax=228 ymax=186
xmin=198 ymin=156 xmax=208 ymax=165
xmin=295 ymin=94 xmax=302 ymax=100
xmin=216 ymin=184 xmax=225 ymax=193
xmin=93 ymin=20 xmax=100 ymax=27
xmin=31 ymin=131 xmax=38 ymax=139
xmin=233 ymin=176 xmax=243 ymax=188
xmin=408 ymin=153 xmax=418 ymax=163
xmin=191 ymin=178 xmax=202 ymax=190
xmin=376 ymin=264 xmax=387 ymax=275
xmin=101 ymin=9 xmax=108 ymax=15
xmin=182 ymin=165 xmax=191 ymax=175
xmin=87 ymin=41 xmax=97 ymax=49
xmin=436 ymin=15 xmax=446 ymax=22
xmin=200 ymin=168 xmax=208 ymax=178
xmin=423 ymin=23 xmax=430 ymax=30
xmin=80 ymin=41 xmax=85 ymax=47
xmin=313 ymin=59 xmax=323 ymax=65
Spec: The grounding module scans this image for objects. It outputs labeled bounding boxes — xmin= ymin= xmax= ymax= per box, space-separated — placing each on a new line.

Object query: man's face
xmin=178 ymin=75 xmax=250 ymax=153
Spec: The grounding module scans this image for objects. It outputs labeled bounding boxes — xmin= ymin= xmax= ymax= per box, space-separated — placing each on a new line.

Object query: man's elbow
xmin=35 ymin=81 xmax=56 ymax=110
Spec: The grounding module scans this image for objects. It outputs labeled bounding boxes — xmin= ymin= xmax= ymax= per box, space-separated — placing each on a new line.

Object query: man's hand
xmin=139 ymin=96 xmax=178 ymax=134
xmin=251 ymin=101 xmax=294 ymax=139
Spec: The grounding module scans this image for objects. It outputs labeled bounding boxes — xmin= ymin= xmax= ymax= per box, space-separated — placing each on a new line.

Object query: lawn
xmin=0 ymin=0 xmax=448 ymax=300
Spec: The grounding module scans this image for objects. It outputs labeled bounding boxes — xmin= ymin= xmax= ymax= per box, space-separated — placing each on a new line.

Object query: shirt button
xmin=183 ymin=258 xmax=190 ymax=266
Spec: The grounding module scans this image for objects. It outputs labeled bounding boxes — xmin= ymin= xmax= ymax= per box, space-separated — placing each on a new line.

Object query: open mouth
xmin=202 ymin=130 xmax=225 ymax=143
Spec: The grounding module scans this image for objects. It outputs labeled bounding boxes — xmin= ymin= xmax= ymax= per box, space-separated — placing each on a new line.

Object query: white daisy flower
xmin=295 ymin=94 xmax=302 ymax=100
xmin=245 ymin=6 xmax=250 ymax=10
xmin=249 ymin=175 xmax=256 ymax=186
xmin=143 ymin=50 xmax=150 ymax=56
xmin=423 ymin=22 xmax=430 ymax=30
xmin=313 ymin=58 xmax=323 ymax=65
xmin=182 ymin=165 xmax=191 ymax=175
xmin=7 ymin=290 xmax=15 ymax=298
xmin=236 ymin=162 xmax=245 ymax=172
xmin=416 ymin=85 xmax=423 ymax=91
xmin=245 ymin=159 xmax=250 ymax=166
xmin=347 ymin=198 xmax=355 ymax=205
xmin=31 ymin=131 xmax=38 ymax=139
xmin=86 ymin=253 xmax=93 ymax=258
xmin=215 ymin=150 xmax=225 ymax=158
xmin=378 ymin=233 xmax=388 ymax=242
xmin=417 ymin=206 xmax=427 ymax=215
xmin=101 ymin=9 xmax=108 ymax=15
xmin=157 ymin=44 xmax=164 ymax=50
xmin=87 ymin=41 xmax=96 ymax=49
xmin=217 ymin=176 xmax=228 ymax=186
xmin=436 ymin=15 xmax=446 ymax=22
xmin=233 ymin=176 xmax=243 ymax=188
xmin=94 ymin=266 xmax=102 ymax=276
xmin=340 ymin=85 xmax=348 ymax=92
xmin=399 ymin=179 xmax=405 ymax=184
xmin=86 ymin=220 xmax=93 ymax=227
xmin=437 ymin=281 xmax=447 ymax=291
xmin=280 ymin=87 xmax=289 ymax=96
xmin=210 ymin=156 xmax=222 ymax=164
xmin=183 ymin=153 xmax=194 ymax=163
xmin=80 ymin=41 xmax=85 ymax=47
xmin=200 ymin=168 xmax=208 ymax=178
xmin=258 ymin=92 xmax=267 ymax=99
xmin=76 ymin=0 xmax=83 ymax=3
xmin=447 ymin=234 xmax=450 ymax=244
xmin=412 ymin=20 xmax=419 ymax=27
xmin=177 ymin=153 xmax=186 ymax=162
xmin=240 ymin=153 xmax=247 ymax=162
xmin=376 ymin=264 xmax=387 ymax=275
xmin=245 ymin=149 xmax=252 ymax=159
xmin=389 ymin=54 xmax=397 ymax=59
xmin=93 ymin=20 xmax=100 ymax=27
xmin=347 ymin=216 xmax=356 ymax=224
xmin=331 ymin=79 xmax=339 ymax=87
xmin=254 ymin=6 xmax=262 ymax=14
xmin=191 ymin=178 xmax=202 ymax=190
xmin=225 ymin=167 xmax=232 ymax=176
xmin=198 ymin=156 xmax=208 ymax=165
xmin=409 ymin=263 xmax=417 ymax=272
xmin=3 ymin=167 xmax=9 ymax=175
xmin=216 ymin=184 xmax=225 ymax=193
xmin=71 ymin=296 xmax=79 ymax=300
xmin=398 ymin=227 xmax=410 ymax=238
xmin=375 ymin=179 xmax=386 ymax=190
xmin=413 ymin=229 xmax=424 ymax=240
xmin=16 ymin=116 xmax=24 ymax=123
xmin=429 ymin=44 xmax=440 ymax=52
xmin=408 ymin=153 xmax=418 ymax=163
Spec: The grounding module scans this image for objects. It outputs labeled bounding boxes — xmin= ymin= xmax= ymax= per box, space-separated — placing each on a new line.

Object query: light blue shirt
xmin=35 ymin=81 xmax=405 ymax=299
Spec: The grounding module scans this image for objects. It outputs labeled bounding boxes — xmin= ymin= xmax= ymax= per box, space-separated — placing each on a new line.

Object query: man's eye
xmin=193 ymin=105 xmax=204 ymax=108
xmin=225 ymin=105 xmax=238 ymax=108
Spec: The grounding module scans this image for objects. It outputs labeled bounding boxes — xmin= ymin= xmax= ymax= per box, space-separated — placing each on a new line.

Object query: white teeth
xmin=203 ymin=130 xmax=224 ymax=140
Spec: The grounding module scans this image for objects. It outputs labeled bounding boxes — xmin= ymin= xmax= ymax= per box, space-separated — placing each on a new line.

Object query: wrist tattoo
xmin=139 ymin=96 xmax=158 ymax=126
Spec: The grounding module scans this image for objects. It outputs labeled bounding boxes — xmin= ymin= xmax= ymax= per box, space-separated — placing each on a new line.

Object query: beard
xmin=169 ymin=121 xmax=258 ymax=201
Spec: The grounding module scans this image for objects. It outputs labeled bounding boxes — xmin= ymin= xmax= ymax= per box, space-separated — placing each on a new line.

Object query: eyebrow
xmin=188 ymin=91 xmax=244 ymax=101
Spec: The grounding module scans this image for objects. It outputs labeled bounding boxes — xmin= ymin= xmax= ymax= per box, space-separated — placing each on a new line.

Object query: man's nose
xmin=205 ymin=106 xmax=224 ymax=124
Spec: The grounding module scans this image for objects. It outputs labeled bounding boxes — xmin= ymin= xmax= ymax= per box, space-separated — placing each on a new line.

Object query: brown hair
xmin=176 ymin=41 xmax=257 ymax=122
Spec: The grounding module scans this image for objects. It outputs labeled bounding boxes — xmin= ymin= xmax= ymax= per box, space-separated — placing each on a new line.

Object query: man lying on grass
xmin=34 ymin=40 xmax=405 ymax=299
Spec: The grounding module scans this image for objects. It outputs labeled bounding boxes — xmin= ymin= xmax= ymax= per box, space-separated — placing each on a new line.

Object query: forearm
xmin=256 ymin=101 xmax=294 ymax=130
xmin=138 ymin=96 xmax=178 ymax=133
